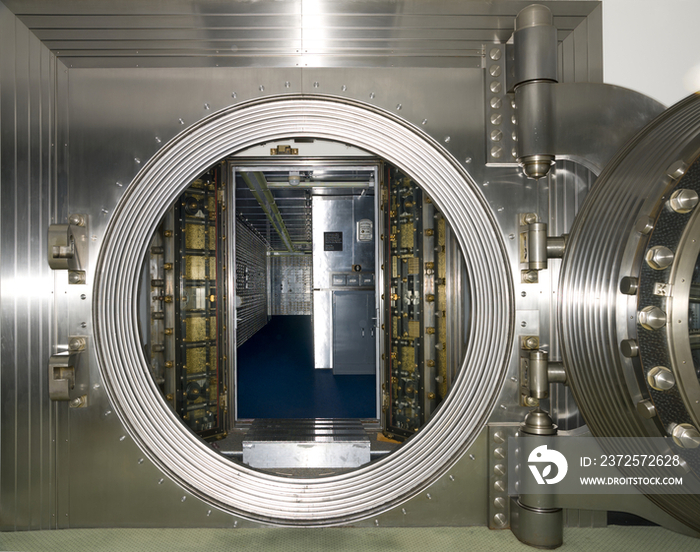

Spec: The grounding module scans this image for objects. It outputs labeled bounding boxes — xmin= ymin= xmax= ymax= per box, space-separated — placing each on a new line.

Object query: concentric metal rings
xmin=92 ymin=95 xmax=513 ymax=525
xmin=559 ymin=93 xmax=700 ymax=531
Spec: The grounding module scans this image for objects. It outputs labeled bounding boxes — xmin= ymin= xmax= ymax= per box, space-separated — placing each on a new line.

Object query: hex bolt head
xmin=68 ymin=271 xmax=86 ymax=285
xmin=647 ymin=366 xmax=676 ymax=391
xmin=620 ymin=339 xmax=639 ymax=358
xmin=666 ymin=159 xmax=688 ymax=180
xmin=646 ymin=246 xmax=674 ymax=270
xmin=619 ymin=276 xmax=639 ymax=295
xmin=672 ymin=423 xmax=700 ymax=449
xmin=638 ymin=305 xmax=667 ymax=330
xmin=669 ymin=189 xmax=699 ymax=214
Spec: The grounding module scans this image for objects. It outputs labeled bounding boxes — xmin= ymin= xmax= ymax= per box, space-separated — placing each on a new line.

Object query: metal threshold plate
xmin=242 ymin=419 xmax=371 ymax=469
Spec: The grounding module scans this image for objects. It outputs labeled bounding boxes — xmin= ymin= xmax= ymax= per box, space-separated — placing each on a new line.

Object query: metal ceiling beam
xmin=240 ymin=171 xmax=295 ymax=253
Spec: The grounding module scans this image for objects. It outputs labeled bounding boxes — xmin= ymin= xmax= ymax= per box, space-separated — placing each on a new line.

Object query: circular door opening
xmin=136 ymin=140 xmax=474 ymax=474
xmin=94 ymin=96 xmax=513 ymax=524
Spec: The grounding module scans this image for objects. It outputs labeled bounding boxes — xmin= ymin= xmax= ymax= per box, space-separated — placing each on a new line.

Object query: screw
xmin=231 ymin=92 xmax=237 ymax=98
xmin=491 ymin=129 xmax=503 ymax=142
xmin=490 ymin=97 xmax=503 ymax=109
xmin=489 ymin=48 xmax=502 ymax=61
xmin=493 ymin=513 xmax=508 ymax=527
xmin=490 ymin=81 xmax=502 ymax=94
xmin=490 ymin=113 xmax=503 ymax=126
xmin=494 ymin=497 xmax=506 ymax=509
xmin=494 ymin=464 xmax=506 ymax=476
xmin=341 ymin=85 xmax=347 ymax=91
xmin=493 ymin=480 xmax=506 ymax=492
xmin=444 ymin=136 xmax=451 ymax=143
xmin=178 ymin=118 xmax=184 ymax=125
xmin=259 ymin=85 xmax=265 ymax=91
xmin=493 ymin=431 xmax=505 ymax=444
xmin=369 ymin=92 xmax=375 ymax=99
xmin=489 ymin=65 xmax=502 ymax=77
xmin=494 ymin=448 xmax=505 ymax=459
xmin=313 ymin=82 xmax=319 ymax=88
xmin=491 ymin=146 xmax=503 ymax=158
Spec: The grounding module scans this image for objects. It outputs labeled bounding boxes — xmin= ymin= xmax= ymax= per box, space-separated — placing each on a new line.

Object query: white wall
xmin=603 ymin=0 xmax=700 ymax=107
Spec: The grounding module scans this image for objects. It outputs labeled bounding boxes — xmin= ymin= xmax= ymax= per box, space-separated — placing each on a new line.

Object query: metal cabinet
xmin=332 ymin=290 xmax=376 ymax=375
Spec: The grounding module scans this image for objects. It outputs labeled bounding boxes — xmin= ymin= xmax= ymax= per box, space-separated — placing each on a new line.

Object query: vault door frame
xmin=228 ymin=160 xmax=383 ymax=423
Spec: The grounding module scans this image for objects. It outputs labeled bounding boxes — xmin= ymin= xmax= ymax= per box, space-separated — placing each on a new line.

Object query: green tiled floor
xmin=1 ymin=527 xmax=699 ymax=552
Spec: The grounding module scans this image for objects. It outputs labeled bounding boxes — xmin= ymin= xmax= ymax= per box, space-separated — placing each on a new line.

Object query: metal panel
xmin=235 ymin=219 xmax=269 ymax=347
xmin=332 ymin=291 xmax=375 ymax=375
xmin=0 ymin=2 xmax=60 ymax=530
xmin=269 ymin=254 xmax=313 ymax=315
xmin=3 ymin=0 xmax=601 ymax=69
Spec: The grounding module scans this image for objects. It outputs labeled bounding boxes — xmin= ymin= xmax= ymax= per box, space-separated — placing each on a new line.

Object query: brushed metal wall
xmin=0 ymin=1 xmax=62 ymax=530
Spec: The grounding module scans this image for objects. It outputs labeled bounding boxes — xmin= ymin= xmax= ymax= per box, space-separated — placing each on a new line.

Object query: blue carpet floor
xmin=236 ymin=316 xmax=376 ymax=419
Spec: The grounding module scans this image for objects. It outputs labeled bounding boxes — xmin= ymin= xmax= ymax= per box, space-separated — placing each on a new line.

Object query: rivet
xmin=116 ymin=181 xmax=123 ymax=187
xmin=500 ymin=404 xmax=508 ymax=409
xmin=489 ymin=65 xmax=502 ymax=77
xmin=259 ymin=85 xmax=265 ymax=91
xmin=369 ymin=92 xmax=375 ymax=99
xmin=469 ymin=454 xmax=476 ymax=460
xmin=402 ymin=508 xmax=407 ymax=515
xmin=512 ymin=131 xmax=518 ymax=141
xmin=101 ymin=208 xmax=108 ymax=214
xmin=158 ymin=478 xmax=164 ymax=484
xmin=490 ymin=81 xmax=502 ymax=94
xmin=313 ymin=82 xmax=319 ymax=88
xmin=178 ymin=118 xmax=184 ymax=125
xmin=138 ymin=458 xmax=144 ymax=464
xmin=204 ymin=103 xmax=210 ymax=110
xmin=512 ymin=115 xmax=517 ymax=125
xmin=449 ymin=475 xmax=455 ymax=481
xmin=489 ymin=48 xmax=502 ymax=61
xmin=155 ymin=137 xmax=161 ymax=143
xmin=181 ymin=496 xmax=187 ymax=502
xmin=374 ymin=519 xmax=379 ymax=526
xmin=341 ymin=85 xmax=347 ymax=91
xmin=207 ymin=510 xmax=212 ymax=517
xmin=231 ymin=92 xmax=237 ymax=98
xmin=512 ymin=149 xmax=518 ymax=158
xmin=422 ymin=119 xmax=427 ymax=125
xmin=396 ymin=103 xmax=402 ymax=110
xmin=426 ymin=493 xmax=432 ymax=500
xmin=104 ymin=410 xmax=111 ymax=416
xmin=234 ymin=521 xmax=238 ymax=528
xmin=465 ymin=157 xmax=472 ymax=164
xmin=444 ymin=136 xmax=450 ymax=143
xmin=119 ymin=435 xmax=126 ymax=441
